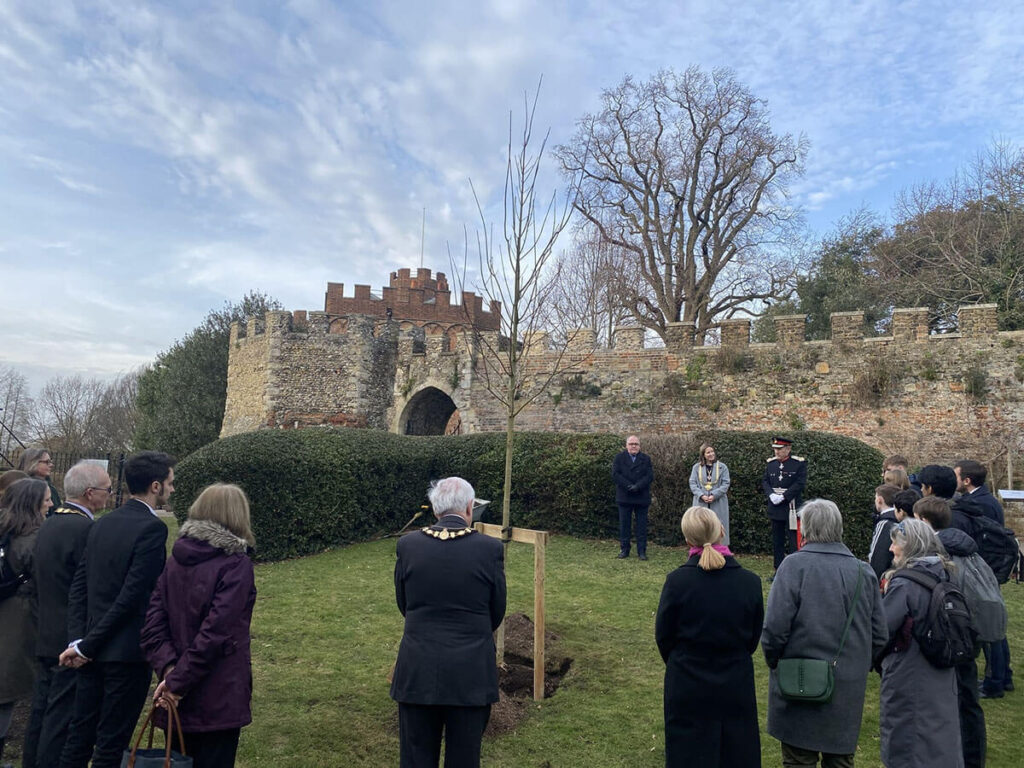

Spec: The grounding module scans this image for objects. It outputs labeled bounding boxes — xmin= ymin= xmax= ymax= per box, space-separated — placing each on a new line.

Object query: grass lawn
xmin=227 ymin=534 xmax=1024 ymax=767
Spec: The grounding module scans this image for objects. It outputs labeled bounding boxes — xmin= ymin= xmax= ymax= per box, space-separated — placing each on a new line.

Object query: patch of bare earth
xmin=486 ymin=612 xmax=573 ymax=736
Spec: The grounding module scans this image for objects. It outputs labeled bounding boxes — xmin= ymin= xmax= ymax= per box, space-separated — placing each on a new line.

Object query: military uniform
xmin=761 ymin=441 xmax=807 ymax=570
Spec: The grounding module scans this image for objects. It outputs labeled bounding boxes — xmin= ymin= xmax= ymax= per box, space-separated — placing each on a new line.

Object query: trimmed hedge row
xmin=172 ymin=428 xmax=882 ymax=562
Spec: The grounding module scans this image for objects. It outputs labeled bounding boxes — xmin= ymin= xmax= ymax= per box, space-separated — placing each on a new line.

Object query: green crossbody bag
xmin=776 ymin=566 xmax=863 ymax=704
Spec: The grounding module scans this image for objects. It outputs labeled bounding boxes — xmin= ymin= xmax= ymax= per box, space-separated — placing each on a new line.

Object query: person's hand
xmin=770 ymin=493 xmax=784 ymax=505
xmin=153 ymin=679 xmax=181 ymax=709
xmin=628 ymin=484 xmax=637 ymax=492
xmin=59 ymin=647 xmax=87 ymax=668
xmin=702 ymin=494 xmax=714 ymax=504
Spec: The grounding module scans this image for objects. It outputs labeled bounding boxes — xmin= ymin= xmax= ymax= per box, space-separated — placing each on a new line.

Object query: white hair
xmin=799 ymin=498 xmax=844 ymax=543
xmin=63 ymin=461 xmax=110 ymax=500
xmin=427 ymin=477 xmax=475 ymax=517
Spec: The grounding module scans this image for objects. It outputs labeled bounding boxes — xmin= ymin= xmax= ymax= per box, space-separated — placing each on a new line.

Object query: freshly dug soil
xmin=485 ymin=612 xmax=573 ymax=736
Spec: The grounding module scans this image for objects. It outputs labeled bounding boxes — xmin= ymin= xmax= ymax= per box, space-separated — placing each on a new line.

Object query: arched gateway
xmin=398 ymin=386 xmax=458 ymax=435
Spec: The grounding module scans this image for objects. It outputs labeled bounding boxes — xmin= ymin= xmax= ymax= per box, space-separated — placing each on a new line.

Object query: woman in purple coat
xmin=142 ymin=483 xmax=256 ymax=768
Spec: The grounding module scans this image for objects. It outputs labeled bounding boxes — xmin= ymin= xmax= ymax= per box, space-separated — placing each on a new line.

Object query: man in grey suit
xmin=390 ymin=477 xmax=506 ymax=768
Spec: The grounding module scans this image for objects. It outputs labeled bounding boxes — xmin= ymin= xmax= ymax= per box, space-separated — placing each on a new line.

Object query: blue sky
xmin=2 ymin=0 xmax=1023 ymax=391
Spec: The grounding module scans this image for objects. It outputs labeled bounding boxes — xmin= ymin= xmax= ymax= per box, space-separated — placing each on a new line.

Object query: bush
xmin=173 ymin=428 xmax=882 ymax=561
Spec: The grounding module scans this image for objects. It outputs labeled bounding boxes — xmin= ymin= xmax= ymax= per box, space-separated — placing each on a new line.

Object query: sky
xmin=2 ymin=0 xmax=1023 ymax=393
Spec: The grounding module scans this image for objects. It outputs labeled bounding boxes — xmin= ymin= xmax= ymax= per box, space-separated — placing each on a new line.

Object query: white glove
xmin=770 ymin=493 xmax=784 ymax=505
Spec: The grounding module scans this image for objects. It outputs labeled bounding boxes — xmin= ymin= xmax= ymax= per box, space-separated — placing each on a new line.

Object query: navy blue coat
xmin=390 ymin=515 xmax=506 ymax=707
xmin=33 ymin=505 xmax=93 ymax=657
xmin=966 ymin=484 xmax=1004 ymax=525
xmin=612 ymin=451 xmax=654 ymax=506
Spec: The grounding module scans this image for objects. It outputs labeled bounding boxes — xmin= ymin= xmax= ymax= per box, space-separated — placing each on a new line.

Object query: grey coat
xmin=761 ymin=541 xmax=888 ymax=755
xmin=688 ymin=462 xmax=731 ymax=545
xmin=0 ymin=530 xmax=38 ymax=703
xmin=879 ymin=557 xmax=963 ymax=768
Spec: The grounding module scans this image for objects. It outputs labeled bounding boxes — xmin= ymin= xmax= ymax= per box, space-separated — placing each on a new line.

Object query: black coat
xmin=390 ymin=514 xmax=506 ymax=707
xmin=33 ymin=504 xmax=93 ymax=657
xmin=67 ymin=498 xmax=167 ymax=662
xmin=655 ymin=555 xmax=764 ymax=768
xmin=612 ymin=451 xmax=654 ymax=506
xmin=761 ymin=455 xmax=807 ymax=522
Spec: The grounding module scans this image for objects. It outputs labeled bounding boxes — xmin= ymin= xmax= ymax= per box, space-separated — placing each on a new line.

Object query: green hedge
xmin=172 ymin=428 xmax=882 ymax=562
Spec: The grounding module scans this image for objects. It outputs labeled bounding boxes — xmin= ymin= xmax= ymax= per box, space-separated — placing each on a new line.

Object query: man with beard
xmin=58 ymin=451 xmax=175 ymax=768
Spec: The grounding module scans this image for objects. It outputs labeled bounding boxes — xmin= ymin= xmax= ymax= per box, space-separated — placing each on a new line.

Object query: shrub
xmin=173 ymin=428 xmax=882 ymax=561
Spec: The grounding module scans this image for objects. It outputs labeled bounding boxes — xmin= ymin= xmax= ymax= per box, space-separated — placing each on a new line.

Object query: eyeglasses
xmin=39 ymin=459 xmax=55 ymax=465
xmin=87 ymin=486 xmax=113 ymax=494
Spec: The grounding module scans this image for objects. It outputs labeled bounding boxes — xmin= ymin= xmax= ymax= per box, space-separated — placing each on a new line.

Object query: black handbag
xmin=776 ymin=566 xmax=863 ymax=703
xmin=120 ymin=698 xmax=194 ymax=768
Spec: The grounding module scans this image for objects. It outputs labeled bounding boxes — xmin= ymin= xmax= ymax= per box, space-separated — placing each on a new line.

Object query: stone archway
xmin=398 ymin=386 xmax=459 ymax=435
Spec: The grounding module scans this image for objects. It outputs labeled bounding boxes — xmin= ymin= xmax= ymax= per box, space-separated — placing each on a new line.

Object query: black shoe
xmin=638 ymin=554 xmax=648 ymax=561
xmin=979 ymin=687 xmax=1004 ymax=699
xmin=1005 ymin=681 xmax=1014 ymax=692
xmin=616 ymin=552 xmax=628 ymax=559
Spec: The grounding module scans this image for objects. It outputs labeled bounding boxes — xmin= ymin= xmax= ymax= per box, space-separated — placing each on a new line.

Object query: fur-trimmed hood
xmin=173 ymin=519 xmax=250 ymax=565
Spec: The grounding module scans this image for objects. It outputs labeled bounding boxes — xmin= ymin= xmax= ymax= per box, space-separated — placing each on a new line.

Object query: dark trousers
xmin=771 ymin=519 xmax=798 ymax=569
xmin=398 ymin=702 xmax=490 ymax=768
xmin=24 ymin=657 xmax=79 ymax=768
xmin=171 ymin=727 xmax=241 ymax=768
xmin=781 ymin=742 xmax=854 ymax=768
xmin=955 ymin=658 xmax=986 ymax=768
xmin=59 ymin=660 xmax=152 ymax=768
xmin=618 ymin=504 xmax=648 ymax=555
xmin=982 ymin=638 xmax=1013 ymax=693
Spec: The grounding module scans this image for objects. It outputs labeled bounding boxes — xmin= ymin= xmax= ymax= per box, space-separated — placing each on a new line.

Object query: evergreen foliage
xmin=134 ymin=292 xmax=281 ymax=458
xmin=173 ymin=428 xmax=882 ymax=562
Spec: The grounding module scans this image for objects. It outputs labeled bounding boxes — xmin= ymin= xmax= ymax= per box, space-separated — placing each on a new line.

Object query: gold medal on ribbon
xmin=704 ymin=483 xmax=713 ymax=490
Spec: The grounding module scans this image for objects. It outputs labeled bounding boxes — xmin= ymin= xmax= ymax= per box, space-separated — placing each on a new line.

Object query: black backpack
xmin=966 ymin=514 xmax=1017 ymax=584
xmin=892 ymin=567 xmax=976 ymax=669
xmin=0 ymin=531 xmax=28 ymax=601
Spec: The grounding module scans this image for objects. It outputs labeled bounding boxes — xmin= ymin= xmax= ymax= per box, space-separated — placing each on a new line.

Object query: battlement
xmin=322 ymin=267 xmax=501 ymax=331
xmin=513 ymin=303 xmax=1007 ymax=356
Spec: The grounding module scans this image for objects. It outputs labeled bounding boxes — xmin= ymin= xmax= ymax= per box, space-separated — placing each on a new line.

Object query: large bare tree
xmin=555 ymin=67 xmax=808 ymax=342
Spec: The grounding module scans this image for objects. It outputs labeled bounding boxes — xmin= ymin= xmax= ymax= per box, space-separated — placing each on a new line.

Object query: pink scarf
xmin=688 ymin=544 xmax=733 ymax=557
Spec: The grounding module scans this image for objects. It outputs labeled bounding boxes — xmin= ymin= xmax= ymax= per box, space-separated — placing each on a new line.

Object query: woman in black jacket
xmin=655 ymin=506 xmax=764 ymax=768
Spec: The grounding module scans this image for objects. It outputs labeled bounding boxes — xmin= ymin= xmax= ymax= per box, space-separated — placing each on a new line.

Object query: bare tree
xmin=555 ymin=67 xmax=808 ymax=342
xmin=91 ymin=371 xmax=141 ymax=452
xmin=543 ymin=223 xmax=636 ymax=346
xmin=451 ymin=80 xmax=580 ymax=662
xmin=30 ymin=375 xmax=104 ymax=453
xmin=874 ymin=140 xmax=1024 ymax=330
xmin=0 ymin=365 xmax=32 ymax=464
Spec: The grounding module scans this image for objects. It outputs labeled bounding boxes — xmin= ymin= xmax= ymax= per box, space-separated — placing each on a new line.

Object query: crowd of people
xmin=0 ymin=440 xmax=1016 ymax=768
xmin=0 ymin=452 xmax=256 ymax=768
xmin=652 ymin=444 xmax=1014 ymax=768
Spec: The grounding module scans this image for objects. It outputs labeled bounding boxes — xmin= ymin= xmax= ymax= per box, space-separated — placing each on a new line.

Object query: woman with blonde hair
xmin=688 ymin=443 xmax=732 ymax=545
xmin=883 ymin=467 xmax=910 ymax=491
xmin=141 ymin=484 xmax=256 ymax=768
xmin=16 ymin=448 xmax=61 ymax=513
xmin=655 ymin=506 xmax=763 ymax=767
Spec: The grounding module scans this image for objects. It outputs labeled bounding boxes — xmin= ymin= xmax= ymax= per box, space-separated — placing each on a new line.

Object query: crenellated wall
xmin=223 ymin=287 xmax=1024 ymax=472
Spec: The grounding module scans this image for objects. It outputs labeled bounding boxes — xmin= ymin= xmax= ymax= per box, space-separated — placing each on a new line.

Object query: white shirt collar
xmin=65 ymin=501 xmax=95 ymax=520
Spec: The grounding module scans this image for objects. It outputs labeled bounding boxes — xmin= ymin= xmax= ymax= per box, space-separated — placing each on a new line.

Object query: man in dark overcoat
xmin=761 ymin=436 xmax=806 ymax=573
xmin=58 ymin=451 xmax=174 ymax=768
xmin=23 ymin=461 xmax=108 ymax=768
xmin=611 ymin=435 xmax=654 ymax=560
xmin=390 ymin=476 xmax=506 ymax=768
